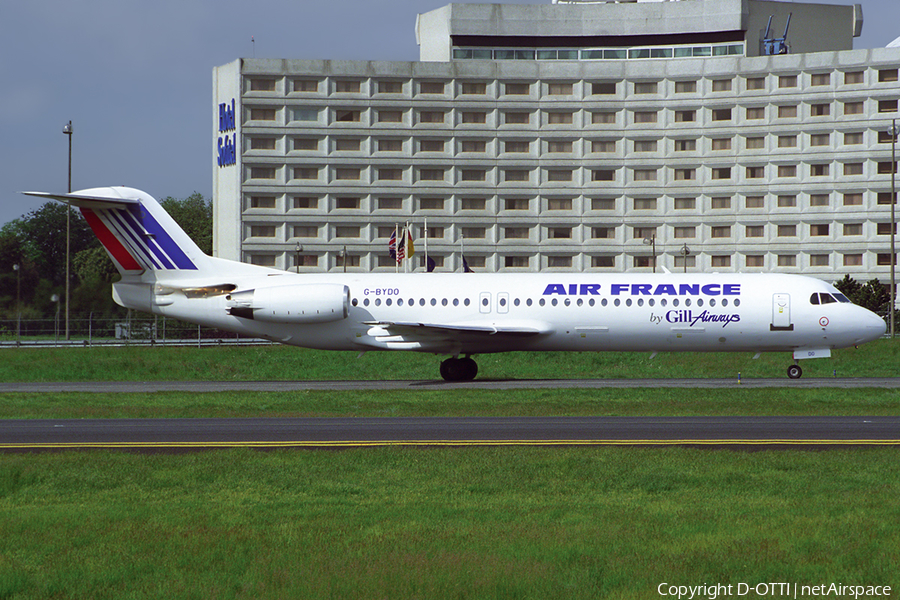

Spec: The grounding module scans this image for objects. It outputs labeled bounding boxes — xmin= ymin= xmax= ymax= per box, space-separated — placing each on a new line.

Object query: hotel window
xmin=294 ymin=138 xmax=318 ymax=151
xmin=547 ymin=198 xmax=573 ymax=210
xmin=879 ymin=100 xmax=898 ymax=113
xmin=419 ymin=139 xmax=444 ymax=152
xmin=674 ymin=226 xmax=696 ymax=239
xmin=778 ymin=255 xmax=797 ymax=267
xmin=334 ymin=109 xmax=360 ymax=122
xmin=844 ymin=102 xmax=864 ymax=115
xmin=810 ymin=255 xmax=830 ymax=267
xmin=418 ymin=168 xmax=445 ymax=181
xmin=419 ymin=81 xmax=445 ymax=94
xmin=633 ymin=198 xmax=657 ymax=210
xmin=293 ymin=79 xmax=318 ymax=92
xmin=633 ymin=82 xmax=658 ymax=94
xmin=844 ymin=163 xmax=863 ymax=176
xmin=711 ymin=197 xmax=731 ymax=209
xmin=778 ymin=75 xmax=798 ymax=88
xmin=843 ymin=193 xmax=862 ymax=206
xmin=811 ymin=103 xmax=830 ymax=116
xmin=674 ymin=197 xmax=696 ymax=210
xmin=504 ymin=256 xmax=530 ymax=268
xmin=633 ymin=140 xmax=657 ymax=152
xmin=745 ymin=107 xmax=765 ymax=120
xmin=675 ymin=139 xmax=696 ymax=152
xmin=810 ymin=194 xmax=830 ymax=207
xmin=461 ymin=111 xmax=487 ymax=124
xmin=711 ymin=138 xmax=731 ymax=151
xmin=592 ymin=256 xmax=615 ymax=268
xmin=460 ymin=82 xmax=487 ymax=95
xmin=377 ymin=197 xmax=402 ymax=210
xmin=634 ymin=111 xmax=657 ymax=124
xmin=377 ymin=80 xmax=403 ymax=94
xmin=674 ymin=110 xmax=696 ymax=122
xmin=633 ymin=226 xmax=656 ymax=239
xmin=634 ymin=256 xmax=652 ymax=269
xmin=377 ymin=110 xmax=403 ymax=123
xmin=877 ymin=222 xmax=897 ymax=235
xmin=592 ymin=140 xmax=616 ymax=153
xmin=711 ymin=256 xmax=731 ymax=268
xmin=674 ymin=81 xmax=696 ymax=93
xmin=777 ymin=105 xmax=798 ymax=118
xmin=547 ymin=112 xmax=574 ymax=125
xmin=592 ymin=198 xmax=616 ymax=210
xmin=335 ymin=80 xmax=360 ymax=93
xmin=711 ymin=226 xmax=731 ymax=238
xmin=548 ymin=141 xmax=573 ymax=153
xmin=334 ymin=168 xmax=361 ymax=180
xmin=591 ymin=82 xmax=616 ymax=95
xmin=504 ymin=140 xmax=530 ymax=153
xmin=250 ymin=225 xmax=276 ymax=238
xmin=249 ymin=196 xmax=276 ymax=209
xmin=712 ymin=79 xmax=732 ymax=92
xmin=591 ymin=169 xmax=616 ymax=182
xmin=460 ymin=169 xmax=486 ymax=182
xmin=592 ymin=227 xmax=616 ymax=239
xmin=877 ymin=253 xmax=897 ymax=266
xmin=777 ymin=195 xmax=797 ymax=207
xmin=377 ymin=168 xmax=402 ymax=181
xmin=461 ymin=227 xmax=486 ymax=239
xmin=711 ymin=168 xmax=731 ymax=180
xmin=504 ymin=169 xmax=530 ymax=182
xmin=843 ymin=223 xmax=863 ymax=236
xmin=549 ymin=256 xmax=573 ymax=268
xmin=744 ymin=136 xmax=764 ymax=150
xmin=633 ymin=169 xmax=657 ymax=181
xmin=418 ymin=111 xmax=445 ymax=124
xmin=810 ymin=133 xmax=830 ymax=146
xmin=745 ymin=196 xmax=765 ymax=208
xmin=548 ymin=227 xmax=572 ymax=239
xmin=674 ymin=168 xmax=695 ymax=181
xmin=250 ymin=108 xmax=276 ymax=121
xmin=504 ymin=198 xmax=529 ymax=211
xmin=334 ymin=197 xmax=360 ymax=209
xmin=504 ymin=227 xmax=529 ymax=239
xmin=504 ymin=112 xmax=530 ymax=125
xmin=746 ymin=255 xmax=764 ymax=267
xmin=843 ymin=254 xmax=863 ymax=267
xmin=844 ymin=132 xmax=863 ymax=145
xmin=591 ymin=111 xmax=617 ymax=124
xmin=777 ymin=165 xmax=797 ymax=178
xmin=377 ymin=139 xmax=402 ymax=152
xmin=844 ymin=71 xmax=864 ymax=85
xmin=878 ymin=192 xmax=897 ymax=204
xmin=334 ymin=226 xmax=360 ymax=238
xmin=811 ymin=164 xmax=829 ymax=177
xmin=746 ymin=226 xmax=764 ymax=237
xmin=712 ymin=108 xmax=732 ymax=121
xmin=811 ymin=73 xmax=831 ymax=86
xmin=505 ymin=83 xmax=530 ymax=95
xmin=878 ymin=69 xmax=899 ymax=82
xmin=460 ymin=140 xmax=487 ymax=153
xmin=293 ymin=226 xmax=318 ymax=238
xmin=293 ymin=109 xmax=319 ymax=122
xmin=810 ymin=224 xmax=830 ymax=236
xmin=335 ymin=138 xmax=360 ymax=152
xmin=675 ymin=256 xmax=696 ymax=269
xmin=547 ymin=170 xmax=573 ymax=182
xmin=777 ymin=225 xmax=797 ymax=237
xmin=547 ymin=82 xmax=573 ymax=96
xmin=746 ymin=166 xmax=764 ymax=179
xmin=418 ymin=197 xmax=444 ymax=210
xmin=252 ymin=167 xmax=277 ymax=179
xmin=746 ymin=77 xmax=765 ymax=90
xmin=251 ymin=255 xmax=278 ymax=267
xmin=778 ymin=135 xmax=797 ymax=148
xmin=250 ymin=137 xmax=276 ymax=150
xmin=461 ymin=197 xmax=487 ymax=210
xmin=293 ymin=197 xmax=317 ymax=209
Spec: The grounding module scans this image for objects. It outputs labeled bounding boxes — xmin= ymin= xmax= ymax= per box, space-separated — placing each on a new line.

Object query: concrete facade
xmin=213 ymin=0 xmax=899 ymax=282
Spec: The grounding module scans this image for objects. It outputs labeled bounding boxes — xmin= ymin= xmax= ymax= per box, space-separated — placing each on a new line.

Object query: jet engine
xmin=226 ymin=284 xmax=350 ymax=323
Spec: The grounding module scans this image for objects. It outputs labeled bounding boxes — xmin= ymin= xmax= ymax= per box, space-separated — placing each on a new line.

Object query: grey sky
xmin=2 ymin=0 xmax=898 ymax=227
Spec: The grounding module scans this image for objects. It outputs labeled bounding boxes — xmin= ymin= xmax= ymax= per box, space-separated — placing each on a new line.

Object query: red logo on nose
xmin=819 ymin=316 xmax=829 ymax=327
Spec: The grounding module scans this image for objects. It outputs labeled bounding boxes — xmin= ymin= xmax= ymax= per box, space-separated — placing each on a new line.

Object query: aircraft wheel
xmin=460 ymin=357 xmax=478 ymax=381
xmin=440 ymin=357 xmax=478 ymax=381
xmin=787 ymin=364 xmax=803 ymax=379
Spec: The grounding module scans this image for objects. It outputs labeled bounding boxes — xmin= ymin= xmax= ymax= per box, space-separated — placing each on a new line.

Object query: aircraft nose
xmin=857 ymin=308 xmax=887 ymax=344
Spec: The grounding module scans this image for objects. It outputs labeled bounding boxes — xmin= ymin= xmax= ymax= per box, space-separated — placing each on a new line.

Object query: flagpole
xmin=424 ymin=218 xmax=428 ymax=273
xmin=395 ymin=223 xmax=399 ymax=273
xmin=460 ymin=234 xmax=465 ymax=273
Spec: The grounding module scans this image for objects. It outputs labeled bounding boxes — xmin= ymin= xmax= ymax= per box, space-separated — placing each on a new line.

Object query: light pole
xmin=889 ymin=119 xmax=898 ymax=338
xmin=642 ymin=235 xmax=656 ymax=273
xmin=680 ymin=244 xmax=691 ymax=273
xmin=13 ymin=264 xmax=20 ymax=346
xmin=51 ymin=294 xmax=60 ymax=345
xmin=63 ymin=120 xmax=73 ymax=340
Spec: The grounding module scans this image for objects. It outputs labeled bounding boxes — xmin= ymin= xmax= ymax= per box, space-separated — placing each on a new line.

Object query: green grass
xmin=1 ymin=337 xmax=899 ymax=382
xmin=1 ymin=448 xmax=898 ymax=600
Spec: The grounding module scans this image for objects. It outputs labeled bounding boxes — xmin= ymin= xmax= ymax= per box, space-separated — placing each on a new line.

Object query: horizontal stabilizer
xmin=22 ymin=190 xmax=142 ymax=210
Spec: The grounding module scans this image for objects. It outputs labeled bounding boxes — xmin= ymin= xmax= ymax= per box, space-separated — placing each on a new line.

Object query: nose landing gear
xmin=787 ymin=363 xmax=803 ymax=379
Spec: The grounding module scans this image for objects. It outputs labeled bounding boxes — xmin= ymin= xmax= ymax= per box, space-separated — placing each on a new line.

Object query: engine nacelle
xmin=226 ymin=283 xmax=350 ymax=324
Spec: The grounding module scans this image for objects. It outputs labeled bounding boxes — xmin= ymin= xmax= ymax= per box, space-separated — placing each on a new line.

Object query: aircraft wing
xmin=358 ymin=319 xmax=551 ymax=352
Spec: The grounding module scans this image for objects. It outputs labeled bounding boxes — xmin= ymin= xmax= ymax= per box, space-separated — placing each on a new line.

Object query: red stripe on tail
xmin=81 ymin=208 xmax=143 ymax=271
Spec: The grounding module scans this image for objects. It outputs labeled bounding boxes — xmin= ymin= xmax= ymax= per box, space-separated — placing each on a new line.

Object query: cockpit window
xmin=810 ymin=293 xmax=819 ymax=305
xmin=821 ymin=294 xmax=837 ymax=304
xmin=833 ymin=293 xmax=851 ymax=303
xmin=810 ymin=292 xmax=841 ymax=305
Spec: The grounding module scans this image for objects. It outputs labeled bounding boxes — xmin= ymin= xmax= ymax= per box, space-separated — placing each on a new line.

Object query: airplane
xmin=24 ymin=186 xmax=887 ymax=381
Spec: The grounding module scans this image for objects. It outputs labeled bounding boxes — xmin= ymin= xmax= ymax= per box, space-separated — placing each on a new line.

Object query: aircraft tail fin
xmin=23 ymin=187 xmax=210 ymax=277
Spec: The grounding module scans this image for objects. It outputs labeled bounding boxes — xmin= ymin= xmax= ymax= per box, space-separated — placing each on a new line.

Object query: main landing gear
xmin=440 ymin=356 xmax=478 ymax=381
xmin=787 ymin=363 xmax=803 ymax=379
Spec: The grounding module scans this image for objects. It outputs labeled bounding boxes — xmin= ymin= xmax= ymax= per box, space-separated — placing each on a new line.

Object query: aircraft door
xmin=497 ymin=292 xmax=509 ymax=314
xmin=479 ymin=292 xmax=492 ymax=314
xmin=771 ymin=293 xmax=793 ymax=330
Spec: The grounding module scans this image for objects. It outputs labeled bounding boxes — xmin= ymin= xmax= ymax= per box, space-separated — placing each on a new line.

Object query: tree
xmin=834 ymin=275 xmax=890 ymax=313
xmin=12 ymin=202 xmax=98 ymax=286
xmin=160 ymin=193 xmax=213 ymax=255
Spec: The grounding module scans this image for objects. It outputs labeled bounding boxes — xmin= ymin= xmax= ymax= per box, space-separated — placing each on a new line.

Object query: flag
xmin=426 ymin=256 xmax=436 ymax=272
xmin=405 ymin=228 xmax=415 ymax=258
xmin=397 ymin=229 xmax=406 ymax=263
xmin=463 ymin=257 xmax=473 ymax=273
xmin=388 ymin=229 xmax=397 ymax=261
